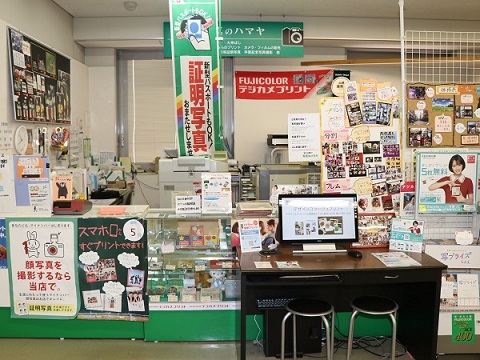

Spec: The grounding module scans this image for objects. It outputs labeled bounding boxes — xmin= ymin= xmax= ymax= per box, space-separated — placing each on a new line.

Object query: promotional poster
xmin=417 ymin=152 xmax=478 ymax=213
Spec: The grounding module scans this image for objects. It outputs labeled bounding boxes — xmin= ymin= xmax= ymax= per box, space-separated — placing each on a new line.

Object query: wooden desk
xmin=239 ymin=247 xmax=447 ymax=360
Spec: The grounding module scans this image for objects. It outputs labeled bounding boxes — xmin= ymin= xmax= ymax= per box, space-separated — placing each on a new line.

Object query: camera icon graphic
xmin=282 ymin=27 xmax=304 ymax=46
xmin=44 ymin=233 xmax=64 ymax=258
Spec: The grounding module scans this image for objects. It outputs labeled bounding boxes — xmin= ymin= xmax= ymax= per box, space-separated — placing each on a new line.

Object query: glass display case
xmin=145 ymin=209 xmax=240 ymax=307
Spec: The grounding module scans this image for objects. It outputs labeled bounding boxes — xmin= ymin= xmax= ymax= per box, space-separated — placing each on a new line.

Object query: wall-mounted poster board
xmin=320 ymin=79 xmax=402 ymax=217
xmin=8 ymin=27 xmax=71 ymax=125
xmin=406 ymin=83 xmax=480 ymax=148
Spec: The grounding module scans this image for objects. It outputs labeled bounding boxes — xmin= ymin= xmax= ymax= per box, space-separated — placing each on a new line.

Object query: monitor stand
xmin=292 ymin=243 xmax=347 ymax=254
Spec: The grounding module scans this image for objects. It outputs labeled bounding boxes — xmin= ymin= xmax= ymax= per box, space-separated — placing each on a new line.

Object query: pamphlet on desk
xmin=372 ymin=252 xmax=421 ymax=267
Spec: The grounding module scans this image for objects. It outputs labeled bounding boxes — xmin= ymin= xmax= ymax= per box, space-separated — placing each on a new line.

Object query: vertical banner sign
xmin=170 ymin=0 xmax=222 ymax=157
xmin=77 ymin=217 xmax=149 ymax=321
xmin=7 ymin=218 xmax=78 ymax=319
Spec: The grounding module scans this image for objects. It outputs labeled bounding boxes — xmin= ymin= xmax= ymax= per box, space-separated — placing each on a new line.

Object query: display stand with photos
xmin=8 ymin=27 xmax=71 ymax=124
xmin=143 ymin=209 xmax=242 ymax=341
xmin=350 ymin=212 xmax=395 ymax=249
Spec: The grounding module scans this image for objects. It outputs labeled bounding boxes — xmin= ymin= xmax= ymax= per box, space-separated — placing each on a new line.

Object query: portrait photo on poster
xmin=417 ymin=152 xmax=478 ymax=214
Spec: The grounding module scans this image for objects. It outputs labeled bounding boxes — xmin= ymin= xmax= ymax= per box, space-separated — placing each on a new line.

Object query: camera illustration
xmin=44 ymin=233 xmax=64 ymax=258
xmin=282 ymin=27 xmax=304 ymax=46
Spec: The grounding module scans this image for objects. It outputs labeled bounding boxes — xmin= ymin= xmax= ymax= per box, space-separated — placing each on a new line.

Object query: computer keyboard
xmin=256 ymin=297 xmax=295 ymax=309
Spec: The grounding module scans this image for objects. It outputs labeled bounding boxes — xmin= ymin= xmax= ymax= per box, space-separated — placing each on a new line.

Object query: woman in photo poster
xmin=428 ymin=154 xmax=474 ymax=204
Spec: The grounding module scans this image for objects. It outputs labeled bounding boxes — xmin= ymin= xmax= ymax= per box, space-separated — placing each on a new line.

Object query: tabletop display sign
xmin=350 ymin=213 xmax=394 ymax=249
xmin=8 ymin=27 xmax=71 ymax=124
xmin=76 ymin=217 xmax=149 ymax=321
xmin=201 ymin=172 xmax=232 ymax=214
xmin=238 ymin=218 xmax=262 ymax=253
xmin=7 ymin=218 xmax=79 ymax=319
xmin=416 ymin=151 xmax=478 ymax=214
xmin=175 ymin=195 xmax=201 ymax=214
xmin=389 ymin=218 xmax=424 ymax=253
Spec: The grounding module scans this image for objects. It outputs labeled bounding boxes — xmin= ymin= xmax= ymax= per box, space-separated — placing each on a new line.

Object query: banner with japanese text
xmin=235 ymin=69 xmax=332 ymax=100
xmin=169 ymin=0 xmax=222 ymax=157
xmin=77 ymin=217 xmax=149 ymax=321
xmin=7 ymin=218 xmax=78 ymax=319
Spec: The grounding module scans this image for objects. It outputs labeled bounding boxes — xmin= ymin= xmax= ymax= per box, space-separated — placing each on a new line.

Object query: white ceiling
xmin=51 ymin=0 xmax=480 ymax=21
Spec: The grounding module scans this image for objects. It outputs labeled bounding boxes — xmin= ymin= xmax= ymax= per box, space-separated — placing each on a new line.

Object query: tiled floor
xmin=0 ymin=338 xmax=478 ymax=360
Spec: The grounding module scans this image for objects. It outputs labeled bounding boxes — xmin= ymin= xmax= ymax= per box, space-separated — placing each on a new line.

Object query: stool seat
xmin=346 ymin=295 xmax=398 ymax=360
xmin=350 ymin=295 xmax=399 ymax=315
xmin=286 ymin=298 xmax=334 ymax=316
xmin=281 ymin=298 xmax=335 ymax=360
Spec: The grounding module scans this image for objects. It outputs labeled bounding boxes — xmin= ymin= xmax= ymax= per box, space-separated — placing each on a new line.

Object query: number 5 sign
xmin=123 ymin=219 xmax=145 ymax=241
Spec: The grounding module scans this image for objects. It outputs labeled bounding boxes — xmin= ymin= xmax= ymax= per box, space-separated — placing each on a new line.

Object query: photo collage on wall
xmin=320 ymin=80 xmax=402 ymax=218
xmin=406 ymin=83 xmax=480 ymax=147
xmin=8 ymin=27 xmax=71 ymax=124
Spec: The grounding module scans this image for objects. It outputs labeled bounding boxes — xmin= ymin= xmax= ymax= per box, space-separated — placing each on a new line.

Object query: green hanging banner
xmin=169 ymin=0 xmax=222 ymax=157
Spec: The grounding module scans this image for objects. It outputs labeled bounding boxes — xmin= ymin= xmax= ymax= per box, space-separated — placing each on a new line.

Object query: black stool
xmin=346 ymin=296 xmax=399 ymax=360
xmin=281 ymin=298 xmax=335 ymax=360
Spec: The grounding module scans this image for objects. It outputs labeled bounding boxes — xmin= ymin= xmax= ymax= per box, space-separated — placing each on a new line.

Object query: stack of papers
xmin=236 ymin=201 xmax=272 ymax=216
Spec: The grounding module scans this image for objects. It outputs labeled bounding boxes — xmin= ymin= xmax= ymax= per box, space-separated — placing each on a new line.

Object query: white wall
xmin=85 ymin=48 xmax=117 ymax=156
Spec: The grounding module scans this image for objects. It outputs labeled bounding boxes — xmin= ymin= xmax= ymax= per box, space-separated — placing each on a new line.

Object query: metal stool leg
xmin=281 ymin=312 xmax=292 ymax=360
xmin=389 ymin=312 xmax=397 ymax=360
xmin=292 ymin=314 xmax=297 ymax=360
xmin=346 ymin=310 xmax=358 ymax=360
xmin=321 ymin=315 xmax=332 ymax=360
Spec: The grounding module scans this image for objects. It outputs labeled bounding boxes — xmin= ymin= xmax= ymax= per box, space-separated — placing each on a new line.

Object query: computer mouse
xmin=347 ymin=250 xmax=363 ymax=259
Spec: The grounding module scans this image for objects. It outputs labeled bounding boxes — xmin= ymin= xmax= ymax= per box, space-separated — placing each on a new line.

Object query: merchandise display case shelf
xmin=145 ymin=209 xmax=239 ymax=308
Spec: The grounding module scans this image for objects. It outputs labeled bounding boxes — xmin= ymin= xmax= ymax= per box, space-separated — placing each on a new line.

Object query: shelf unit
xmin=143 ymin=209 xmax=243 ymax=341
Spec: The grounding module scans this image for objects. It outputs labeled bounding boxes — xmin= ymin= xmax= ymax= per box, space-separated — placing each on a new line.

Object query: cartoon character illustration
xmin=17 ymin=301 xmax=28 ymax=315
xmin=176 ymin=15 xmax=214 ymax=51
xmin=56 ymin=181 xmax=68 ymax=199
xmin=208 ymin=270 xmax=226 ymax=290
xmin=22 ymin=231 xmax=40 ymax=258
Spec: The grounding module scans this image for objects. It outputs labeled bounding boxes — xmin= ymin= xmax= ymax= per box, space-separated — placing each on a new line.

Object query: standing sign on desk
xmin=238 ymin=219 xmax=262 ymax=253
xmin=389 ymin=218 xmax=424 ymax=253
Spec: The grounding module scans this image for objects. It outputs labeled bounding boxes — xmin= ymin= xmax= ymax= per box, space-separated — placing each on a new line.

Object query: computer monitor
xmin=278 ymin=193 xmax=359 ymax=253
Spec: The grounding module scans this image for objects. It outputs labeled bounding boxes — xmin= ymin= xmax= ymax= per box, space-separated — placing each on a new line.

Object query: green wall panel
xmin=0 ymin=307 xmax=144 ymax=339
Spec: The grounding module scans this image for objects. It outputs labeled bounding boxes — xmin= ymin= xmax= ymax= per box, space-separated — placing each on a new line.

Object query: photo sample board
xmin=8 ymin=27 xmax=71 ymax=124
xmin=406 ymin=83 xmax=480 ymax=148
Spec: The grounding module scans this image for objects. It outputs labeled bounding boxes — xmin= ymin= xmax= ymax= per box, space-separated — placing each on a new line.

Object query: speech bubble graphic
xmin=102 ymin=281 xmax=125 ymax=296
xmin=79 ymin=251 xmax=100 ymax=265
xmin=351 ymin=177 xmax=373 ymax=196
xmin=350 ymin=125 xmax=370 ymax=143
xmin=117 ymin=252 xmax=140 ymax=269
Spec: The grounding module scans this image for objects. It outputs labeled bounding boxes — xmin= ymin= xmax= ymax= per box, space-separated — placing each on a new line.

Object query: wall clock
xmin=14 ymin=125 xmax=28 ymax=155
